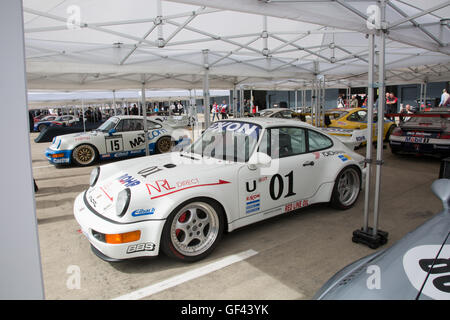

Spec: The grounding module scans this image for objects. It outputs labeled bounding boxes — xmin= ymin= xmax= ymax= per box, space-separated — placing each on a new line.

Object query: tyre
xmin=161 ymin=200 xmax=224 ymax=262
xmin=156 ymin=136 xmax=173 ymax=154
xmin=330 ymin=166 xmax=361 ymax=210
xmin=72 ymin=144 xmax=98 ymax=166
xmin=38 ymin=124 xmax=48 ymax=132
xmin=390 ymin=144 xmax=399 ymax=155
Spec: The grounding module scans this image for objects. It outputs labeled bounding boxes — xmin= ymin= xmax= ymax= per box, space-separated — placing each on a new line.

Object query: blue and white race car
xmin=34 ymin=115 xmax=78 ymax=132
xmin=45 ymin=115 xmax=183 ymax=166
xmin=74 ymin=118 xmax=366 ymax=262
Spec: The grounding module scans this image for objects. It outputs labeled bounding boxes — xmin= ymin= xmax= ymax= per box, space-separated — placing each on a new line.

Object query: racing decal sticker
xmin=246 ymin=180 xmax=257 ymax=192
xmin=321 ymin=150 xmax=345 ymax=157
xmin=146 ymin=179 xmax=230 ymax=200
xmin=126 ymin=242 xmax=156 ymax=254
xmin=131 ymin=208 xmax=155 ymax=217
xmin=208 ymin=121 xmax=260 ymax=138
xmin=117 ymin=174 xmax=141 ymax=187
xmin=105 ymin=136 xmax=124 ymax=153
xmin=137 ymin=166 xmax=163 ymax=178
xmin=403 ymin=245 xmax=450 ymax=299
xmin=129 ymin=134 xmax=145 ymax=148
xmin=246 ymin=194 xmax=260 ymax=214
xmin=283 ymin=199 xmax=309 ymax=213
xmin=338 ymin=154 xmax=352 ymax=162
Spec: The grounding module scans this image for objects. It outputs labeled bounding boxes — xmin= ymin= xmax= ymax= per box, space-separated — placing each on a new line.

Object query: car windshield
xmin=328 ymin=110 xmax=349 ymax=120
xmin=188 ymin=121 xmax=261 ymax=162
xmin=97 ymin=117 xmax=120 ymax=132
xmin=259 ymin=110 xmax=274 ymax=117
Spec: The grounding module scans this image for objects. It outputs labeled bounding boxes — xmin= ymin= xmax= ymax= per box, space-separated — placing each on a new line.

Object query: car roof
xmin=217 ymin=117 xmax=316 ymax=129
xmin=261 ymin=108 xmax=291 ymax=113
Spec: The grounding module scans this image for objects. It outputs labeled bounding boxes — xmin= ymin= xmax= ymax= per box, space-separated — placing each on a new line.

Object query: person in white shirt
xmin=439 ymin=89 xmax=449 ymax=107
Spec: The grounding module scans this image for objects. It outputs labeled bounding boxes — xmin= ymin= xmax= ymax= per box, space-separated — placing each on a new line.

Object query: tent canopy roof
xmin=24 ymin=0 xmax=450 ymax=91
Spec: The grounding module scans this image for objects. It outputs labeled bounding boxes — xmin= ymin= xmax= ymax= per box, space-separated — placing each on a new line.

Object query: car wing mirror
xmin=108 ymin=128 xmax=116 ymax=136
xmin=248 ymin=152 xmax=272 ymax=170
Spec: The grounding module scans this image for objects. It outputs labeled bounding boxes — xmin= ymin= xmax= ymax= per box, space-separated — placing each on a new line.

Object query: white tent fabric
xmin=24 ymin=0 xmax=450 ymax=91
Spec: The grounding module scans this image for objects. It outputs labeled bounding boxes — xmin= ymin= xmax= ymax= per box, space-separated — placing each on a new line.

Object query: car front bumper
xmin=45 ymin=148 xmax=72 ymax=164
xmin=73 ymin=192 xmax=165 ymax=261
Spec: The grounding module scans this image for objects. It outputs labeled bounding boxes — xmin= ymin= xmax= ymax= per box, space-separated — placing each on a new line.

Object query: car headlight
xmin=89 ymin=167 xmax=100 ymax=187
xmin=116 ymin=188 xmax=131 ymax=217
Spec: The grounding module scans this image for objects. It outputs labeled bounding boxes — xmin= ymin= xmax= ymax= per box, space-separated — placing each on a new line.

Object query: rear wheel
xmin=156 ymin=136 xmax=173 ymax=153
xmin=161 ymin=200 xmax=224 ymax=262
xmin=72 ymin=144 xmax=98 ymax=166
xmin=330 ymin=166 xmax=361 ymax=210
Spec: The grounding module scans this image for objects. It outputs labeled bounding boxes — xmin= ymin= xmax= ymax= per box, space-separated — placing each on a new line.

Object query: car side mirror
xmin=108 ymin=128 xmax=116 ymax=136
xmin=248 ymin=152 xmax=272 ymax=170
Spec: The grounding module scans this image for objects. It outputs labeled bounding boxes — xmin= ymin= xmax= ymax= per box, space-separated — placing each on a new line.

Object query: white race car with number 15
xmin=74 ymin=118 xmax=366 ymax=262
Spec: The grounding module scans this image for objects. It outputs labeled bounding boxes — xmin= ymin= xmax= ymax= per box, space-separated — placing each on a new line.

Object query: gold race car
xmin=326 ymin=108 xmax=396 ymax=142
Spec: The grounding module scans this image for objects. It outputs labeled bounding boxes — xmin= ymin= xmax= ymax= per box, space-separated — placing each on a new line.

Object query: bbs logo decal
xmin=403 ymin=245 xmax=450 ymax=299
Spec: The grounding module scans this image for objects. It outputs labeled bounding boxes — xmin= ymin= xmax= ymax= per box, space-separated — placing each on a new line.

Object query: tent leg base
xmin=352 ymin=228 xmax=388 ymax=250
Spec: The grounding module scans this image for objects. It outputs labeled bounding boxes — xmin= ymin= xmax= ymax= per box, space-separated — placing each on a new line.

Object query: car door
xmin=238 ymin=126 xmax=325 ymax=220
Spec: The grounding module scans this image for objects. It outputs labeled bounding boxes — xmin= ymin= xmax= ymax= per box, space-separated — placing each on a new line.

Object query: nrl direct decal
xmin=146 ymin=179 xmax=230 ymax=199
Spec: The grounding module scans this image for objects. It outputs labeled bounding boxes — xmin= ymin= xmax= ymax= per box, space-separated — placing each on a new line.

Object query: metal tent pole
xmin=82 ymin=98 xmax=86 ymax=133
xmin=202 ymin=49 xmax=211 ymax=129
xmin=295 ymin=89 xmax=298 ymax=110
xmin=112 ymin=89 xmax=117 ymax=116
xmin=352 ymin=1 xmax=388 ymax=249
xmin=240 ymin=86 xmax=244 ymax=117
xmin=363 ymin=33 xmax=375 ymax=233
xmin=233 ymin=85 xmax=237 ymax=118
xmin=141 ymin=82 xmax=149 ymax=156
xmin=373 ymin=0 xmax=387 ymax=238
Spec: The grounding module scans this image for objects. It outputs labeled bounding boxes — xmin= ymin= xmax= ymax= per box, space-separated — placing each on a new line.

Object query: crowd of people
xmin=211 ymin=100 xmax=229 ymax=121
xmin=337 ymin=87 xmax=450 ymax=119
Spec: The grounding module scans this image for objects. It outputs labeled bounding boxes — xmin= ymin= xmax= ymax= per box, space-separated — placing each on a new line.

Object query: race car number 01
xmin=269 ymin=171 xmax=296 ymax=200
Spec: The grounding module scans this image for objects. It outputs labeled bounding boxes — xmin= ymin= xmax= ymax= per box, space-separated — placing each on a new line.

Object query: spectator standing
xmin=220 ymin=100 xmax=228 ymax=119
xmin=350 ymin=95 xmax=359 ymax=108
xmin=169 ymin=103 xmax=176 ymax=115
xmin=337 ymin=94 xmax=345 ymax=108
xmin=386 ymin=92 xmax=398 ymax=120
xmin=211 ymin=101 xmax=220 ymax=121
xmin=439 ymin=89 xmax=449 ymax=107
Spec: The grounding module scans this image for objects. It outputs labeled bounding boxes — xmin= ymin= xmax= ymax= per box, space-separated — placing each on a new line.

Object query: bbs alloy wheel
xmin=331 ymin=166 xmax=361 ymax=210
xmin=156 ymin=136 xmax=173 ymax=153
xmin=162 ymin=201 xmax=224 ymax=262
xmin=72 ymin=144 xmax=97 ymax=166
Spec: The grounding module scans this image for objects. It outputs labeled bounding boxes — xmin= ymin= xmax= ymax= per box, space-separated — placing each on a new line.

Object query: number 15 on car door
xmin=105 ymin=136 xmax=124 ymax=153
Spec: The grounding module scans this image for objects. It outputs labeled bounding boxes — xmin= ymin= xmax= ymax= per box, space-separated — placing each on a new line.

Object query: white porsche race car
xmin=74 ymin=118 xmax=366 ymax=262
xmin=45 ymin=116 xmax=184 ymax=166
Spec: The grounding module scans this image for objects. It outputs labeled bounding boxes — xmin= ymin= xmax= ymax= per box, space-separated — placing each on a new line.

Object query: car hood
xmin=84 ymin=152 xmax=238 ymax=222
xmin=51 ymin=131 xmax=100 ymax=149
xmin=315 ymin=179 xmax=450 ymax=300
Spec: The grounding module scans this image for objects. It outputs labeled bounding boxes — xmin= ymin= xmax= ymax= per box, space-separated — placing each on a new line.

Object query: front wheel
xmin=330 ymin=166 xmax=361 ymax=210
xmin=72 ymin=144 xmax=98 ymax=166
xmin=161 ymin=200 xmax=224 ymax=262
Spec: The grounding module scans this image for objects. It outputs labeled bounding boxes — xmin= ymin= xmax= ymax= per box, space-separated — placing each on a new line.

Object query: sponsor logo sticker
xmin=246 ymin=194 xmax=260 ymax=214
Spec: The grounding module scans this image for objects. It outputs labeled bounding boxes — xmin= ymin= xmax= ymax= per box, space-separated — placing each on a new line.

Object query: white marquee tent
xmin=24 ymin=0 xmax=450 ymax=91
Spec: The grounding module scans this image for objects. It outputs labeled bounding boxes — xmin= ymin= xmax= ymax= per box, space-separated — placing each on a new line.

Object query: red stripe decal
xmin=148 ymin=180 xmax=230 ymax=200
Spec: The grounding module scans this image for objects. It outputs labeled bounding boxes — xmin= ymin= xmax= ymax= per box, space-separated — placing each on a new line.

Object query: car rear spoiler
xmin=320 ymin=127 xmax=373 ymax=150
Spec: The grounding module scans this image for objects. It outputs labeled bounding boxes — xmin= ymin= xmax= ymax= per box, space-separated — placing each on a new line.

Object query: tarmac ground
xmin=30 ymin=124 xmax=444 ymax=300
